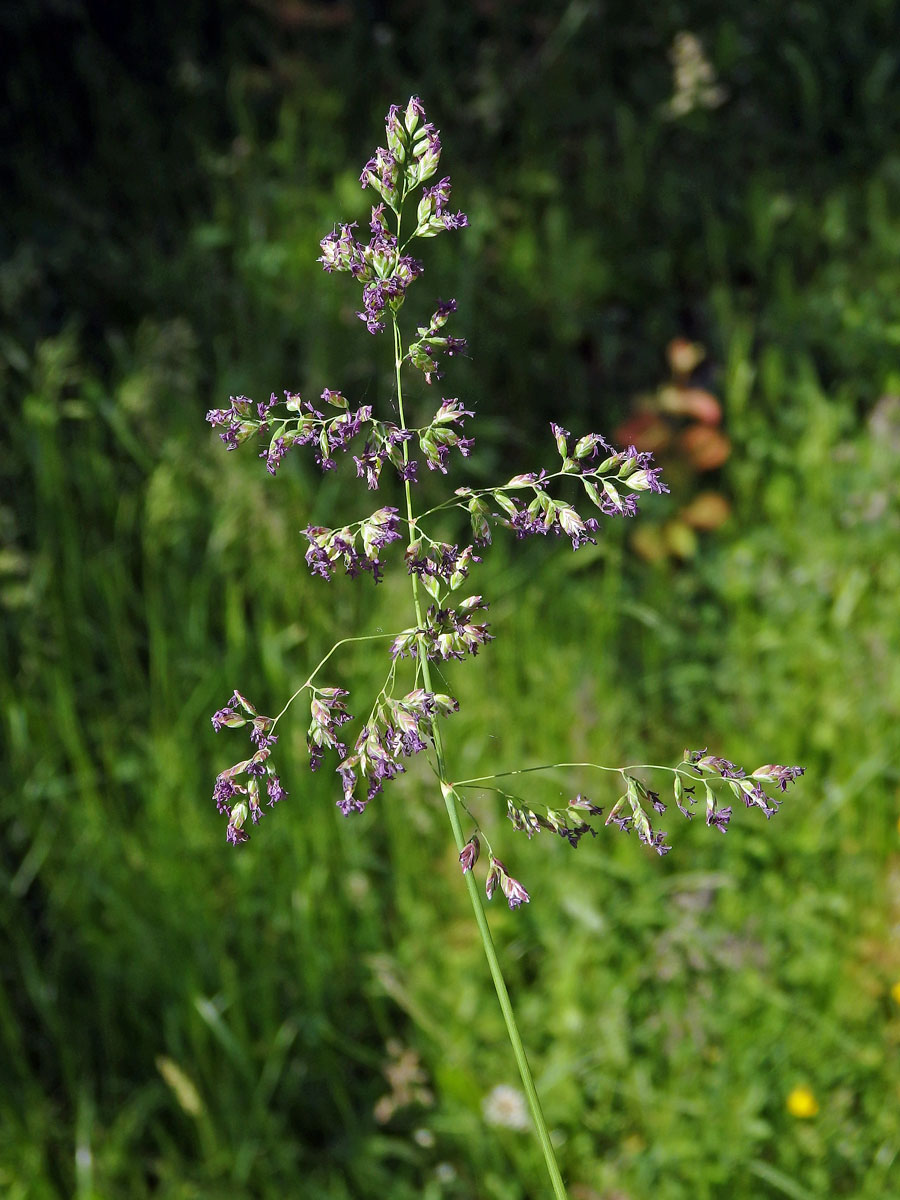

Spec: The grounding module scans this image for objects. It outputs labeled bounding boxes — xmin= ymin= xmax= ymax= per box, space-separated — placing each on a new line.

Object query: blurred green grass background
xmin=2 ymin=2 xmax=900 ymax=1197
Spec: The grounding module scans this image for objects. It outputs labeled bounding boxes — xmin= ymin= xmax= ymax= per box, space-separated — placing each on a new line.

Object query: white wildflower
xmin=482 ymin=1083 xmax=530 ymax=1130
xmin=664 ymin=32 xmax=727 ymax=118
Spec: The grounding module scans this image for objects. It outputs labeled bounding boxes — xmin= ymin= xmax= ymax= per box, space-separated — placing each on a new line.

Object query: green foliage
xmin=3 ymin=5 xmax=900 ymax=1196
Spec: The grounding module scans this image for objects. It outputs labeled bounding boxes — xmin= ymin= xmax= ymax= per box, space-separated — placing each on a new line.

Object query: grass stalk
xmin=392 ymin=314 xmax=568 ymax=1200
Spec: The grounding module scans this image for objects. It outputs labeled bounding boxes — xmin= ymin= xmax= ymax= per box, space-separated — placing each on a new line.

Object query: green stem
xmin=440 ymin=782 xmax=566 ymax=1198
xmin=271 ymin=633 xmax=392 ymax=727
xmin=452 ymin=761 xmax=691 ymax=788
xmin=391 ymin=312 xmax=568 ymax=1200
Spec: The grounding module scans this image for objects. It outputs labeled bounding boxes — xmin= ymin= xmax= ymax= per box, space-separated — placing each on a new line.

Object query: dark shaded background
xmin=5 ymin=0 xmax=898 ymax=407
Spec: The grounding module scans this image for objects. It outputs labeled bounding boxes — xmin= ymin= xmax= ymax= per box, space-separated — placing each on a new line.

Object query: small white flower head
xmin=664 ymin=31 xmax=728 ymax=118
xmin=482 ymin=1083 xmax=530 ymax=1130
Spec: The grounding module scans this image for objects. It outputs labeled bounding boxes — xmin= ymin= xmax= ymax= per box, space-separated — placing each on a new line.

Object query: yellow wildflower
xmin=786 ymin=1085 xmax=819 ymax=1118
xmin=890 ymin=980 xmax=900 ymax=1006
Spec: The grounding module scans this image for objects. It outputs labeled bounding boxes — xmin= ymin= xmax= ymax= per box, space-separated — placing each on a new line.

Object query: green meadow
xmin=3 ymin=5 xmax=899 ymax=1197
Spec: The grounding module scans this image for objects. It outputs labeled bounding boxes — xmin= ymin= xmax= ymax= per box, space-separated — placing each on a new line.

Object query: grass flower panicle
xmin=205 ymin=98 xmax=808 ymax=1199
xmin=210 ymin=691 xmax=286 ymax=844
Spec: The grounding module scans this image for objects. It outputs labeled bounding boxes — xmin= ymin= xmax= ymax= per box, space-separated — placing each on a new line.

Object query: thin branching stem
xmin=271 ymin=633 xmax=393 ymax=727
xmin=452 ymin=761 xmax=698 ymax=787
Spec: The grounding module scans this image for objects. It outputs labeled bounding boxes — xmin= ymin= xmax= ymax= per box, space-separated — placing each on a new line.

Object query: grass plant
xmin=3 ymin=30 xmax=900 ymax=1198
xmin=202 ymin=99 xmax=812 ymax=1198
